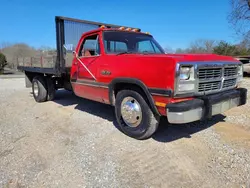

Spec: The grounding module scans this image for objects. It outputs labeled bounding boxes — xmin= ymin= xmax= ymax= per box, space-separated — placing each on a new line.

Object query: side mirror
xmin=72 ymin=51 xmax=78 ymax=58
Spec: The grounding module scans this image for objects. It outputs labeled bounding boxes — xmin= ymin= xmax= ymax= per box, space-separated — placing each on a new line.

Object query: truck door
xmin=71 ymin=32 xmax=105 ymax=102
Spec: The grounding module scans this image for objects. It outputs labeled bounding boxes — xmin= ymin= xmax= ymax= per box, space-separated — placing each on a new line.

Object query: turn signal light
xmin=118 ymin=27 xmax=141 ymax=33
xmin=155 ymin=102 xmax=166 ymax=107
xmin=100 ymin=25 xmax=106 ymax=28
xmin=132 ymin=28 xmax=139 ymax=32
xmin=119 ymin=27 xmax=125 ymax=30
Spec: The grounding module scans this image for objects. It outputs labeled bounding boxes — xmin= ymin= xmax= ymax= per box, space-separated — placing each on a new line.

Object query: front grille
xmin=198 ymin=81 xmax=221 ymax=92
xmin=223 ymin=79 xmax=236 ymax=88
xmin=198 ymin=68 xmax=222 ymax=80
xmin=224 ymin=67 xmax=237 ymax=77
xmin=197 ymin=65 xmax=238 ymax=94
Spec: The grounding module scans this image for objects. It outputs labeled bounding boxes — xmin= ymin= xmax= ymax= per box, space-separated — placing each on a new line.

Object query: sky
xmin=0 ymin=0 xmax=239 ymax=50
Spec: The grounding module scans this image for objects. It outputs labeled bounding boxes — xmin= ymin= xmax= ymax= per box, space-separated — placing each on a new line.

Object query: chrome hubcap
xmin=121 ymin=97 xmax=142 ymax=128
xmin=33 ymin=82 xmax=39 ymax=97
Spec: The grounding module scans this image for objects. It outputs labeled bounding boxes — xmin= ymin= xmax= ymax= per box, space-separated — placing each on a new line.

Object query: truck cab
xmin=70 ymin=27 xmax=167 ymax=103
xmin=18 ymin=16 xmax=247 ymax=140
xmin=69 ymin=25 xmax=247 ymax=139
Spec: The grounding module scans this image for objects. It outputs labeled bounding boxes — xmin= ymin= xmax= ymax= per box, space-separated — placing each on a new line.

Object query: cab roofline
xmin=81 ymin=28 xmax=151 ymax=37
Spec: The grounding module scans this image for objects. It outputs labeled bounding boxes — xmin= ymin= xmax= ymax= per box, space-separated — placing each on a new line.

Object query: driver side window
xmin=79 ymin=34 xmax=100 ymax=57
xmin=137 ymin=40 xmax=155 ymax=53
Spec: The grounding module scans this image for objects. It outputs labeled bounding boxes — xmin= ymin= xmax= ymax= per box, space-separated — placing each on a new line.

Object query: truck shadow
xmin=152 ymin=115 xmax=226 ymax=143
xmin=53 ymin=89 xmax=226 ymax=143
xmin=54 ymin=89 xmax=115 ymax=122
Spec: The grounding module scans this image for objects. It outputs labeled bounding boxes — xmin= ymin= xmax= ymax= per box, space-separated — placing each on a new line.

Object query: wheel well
xmin=25 ymin=71 xmax=65 ymax=89
xmin=113 ymin=83 xmax=159 ymax=115
xmin=25 ymin=72 xmax=43 ymax=88
xmin=114 ymin=83 xmax=147 ymax=99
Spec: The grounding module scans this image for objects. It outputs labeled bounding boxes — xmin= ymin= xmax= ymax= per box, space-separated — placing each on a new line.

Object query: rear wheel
xmin=115 ymin=90 xmax=159 ymax=140
xmin=32 ymin=76 xmax=48 ymax=102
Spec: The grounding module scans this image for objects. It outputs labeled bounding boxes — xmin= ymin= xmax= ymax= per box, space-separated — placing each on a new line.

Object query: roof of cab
xmin=81 ymin=27 xmax=151 ymax=38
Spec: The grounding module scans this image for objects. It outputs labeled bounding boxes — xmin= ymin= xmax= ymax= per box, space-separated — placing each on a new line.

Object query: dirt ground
xmin=0 ymin=78 xmax=250 ymax=188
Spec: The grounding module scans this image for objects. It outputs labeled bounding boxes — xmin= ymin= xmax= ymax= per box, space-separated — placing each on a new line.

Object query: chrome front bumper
xmin=166 ymin=88 xmax=247 ymax=124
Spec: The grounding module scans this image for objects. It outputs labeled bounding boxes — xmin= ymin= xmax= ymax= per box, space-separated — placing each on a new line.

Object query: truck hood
xmin=118 ymin=53 xmax=239 ymax=63
xmin=113 ymin=53 xmax=240 ymax=90
xmin=165 ymin=53 xmax=239 ymax=62
xmin=122 ymin=53 xmax=240 ymax=64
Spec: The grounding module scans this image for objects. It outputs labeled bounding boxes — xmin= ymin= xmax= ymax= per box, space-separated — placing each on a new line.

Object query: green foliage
xmin=0 ymin=52 xmax=7 ymax=71
xmin=213 ymin=41 xmax=250 ymax=56
xmin=174 ymin=39 xmax=250 ymax=56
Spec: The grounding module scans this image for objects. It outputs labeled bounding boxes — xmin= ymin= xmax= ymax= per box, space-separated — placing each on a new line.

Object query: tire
xmin=32 ymin=76 xmax=48 ymax=102
xmin=115 ymin=90 xmax=159 ymax=140
xmin=46 ymin=77 xmax=56 ymax=101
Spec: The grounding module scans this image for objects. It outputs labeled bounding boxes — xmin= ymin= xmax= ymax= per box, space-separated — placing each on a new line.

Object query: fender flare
xmin=108 ymin=78 xmax=160 ymax=116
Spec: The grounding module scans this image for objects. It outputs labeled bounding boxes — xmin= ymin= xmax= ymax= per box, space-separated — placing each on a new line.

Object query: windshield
xmin=103 ymin=31 xmax=165 ymax=54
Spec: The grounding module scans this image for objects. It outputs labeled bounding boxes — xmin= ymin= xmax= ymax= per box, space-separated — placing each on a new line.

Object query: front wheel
xmin=115 ymin=90 xmax=159 ymax=140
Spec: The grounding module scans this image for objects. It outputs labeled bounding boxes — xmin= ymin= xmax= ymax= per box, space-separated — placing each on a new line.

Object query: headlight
xmin=180 ymin=67 xmax=191 ymax=80
xmin=237 ymin=64 xmax=243 ymax=82
xmin=176 ymin=65 xmax=195 ymax=93
xmin=238 ymin=64 xmax=243 ymax=76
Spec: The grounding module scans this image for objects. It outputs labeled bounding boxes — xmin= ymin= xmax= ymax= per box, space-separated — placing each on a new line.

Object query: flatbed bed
xmin=17 ymin=16 xmax=133 ymax=76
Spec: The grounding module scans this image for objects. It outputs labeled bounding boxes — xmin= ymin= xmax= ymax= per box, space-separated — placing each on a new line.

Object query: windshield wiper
xmin=116 ymin=51 xmax=153 ymax=55
xmin=116 ymin=51 xmax=134 ymax=56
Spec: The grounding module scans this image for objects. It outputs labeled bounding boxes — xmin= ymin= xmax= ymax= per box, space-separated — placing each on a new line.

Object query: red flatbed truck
xmin=18 ymin=16 xmax=247 ymax=139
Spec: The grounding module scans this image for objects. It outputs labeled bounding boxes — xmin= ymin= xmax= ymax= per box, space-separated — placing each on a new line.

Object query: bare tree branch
xmin=229 ymin=0 xmax=250 ymax=42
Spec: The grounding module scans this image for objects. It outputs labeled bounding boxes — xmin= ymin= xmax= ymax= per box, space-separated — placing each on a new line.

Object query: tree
xmin=213 ymin=41 xmax=236 ymax=55
xmin=228 ymin=0 xmax=250 ymax=42
xmin=0 ymin=42 xmax=12 ymax=50
xmin=174 ymin=39 xmax=217 ymax=54
xmin=0 ymin=43 xmax=38 ymax=69
xmin=0 ymin=53 xmax=7 ymax=72
xmin=213 ymin=40 xmax=250 ymax=56
xmin=188 ymin=39 xmax=217 ymax=53
xmin=175 ymin=48 xmax=188 ymax=54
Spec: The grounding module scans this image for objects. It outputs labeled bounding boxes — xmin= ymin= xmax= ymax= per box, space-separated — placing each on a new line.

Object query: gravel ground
xmin=0 ymin=78 xmax=250 ymax=188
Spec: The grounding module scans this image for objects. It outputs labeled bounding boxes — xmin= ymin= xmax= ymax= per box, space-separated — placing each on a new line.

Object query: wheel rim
xmin=33 ymin=82 xmax=39 ymax=97
xmin=121 ymin=97 xmax=142 ymax=128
